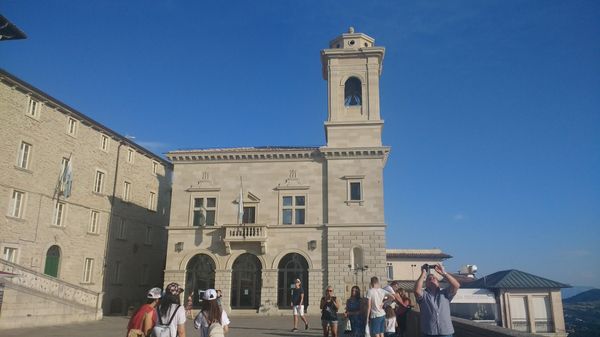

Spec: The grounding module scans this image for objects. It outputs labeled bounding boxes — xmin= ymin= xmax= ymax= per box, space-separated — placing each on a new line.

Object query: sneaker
xmin=291 ymin=328 xmax=298 ymax=332
xmin=305 ymin=323 xmax=309 ymax=330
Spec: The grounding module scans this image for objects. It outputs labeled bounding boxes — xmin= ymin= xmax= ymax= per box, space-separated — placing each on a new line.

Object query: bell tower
xmin=321 ymin=27 xmax=385 ymax=148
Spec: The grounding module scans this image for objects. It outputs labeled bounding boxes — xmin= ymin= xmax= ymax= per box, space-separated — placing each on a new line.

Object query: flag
xmin=237 ymin=177 xmax=244 ymax=224
xmin=61 ymin=158 xmax=73 ymax=198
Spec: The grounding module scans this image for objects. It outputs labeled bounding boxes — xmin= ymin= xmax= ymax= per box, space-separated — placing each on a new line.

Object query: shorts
xmin=370 ymin=316 xmax=385 ymax=335
xmin=293 ymin=305 xmax=304 ymax=316
xmin=321 ymin=319 xmax=339 ymax=327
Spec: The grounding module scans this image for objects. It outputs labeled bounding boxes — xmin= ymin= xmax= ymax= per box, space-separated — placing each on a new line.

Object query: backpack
xmin=151 ymin=305 xmax=181 ymax=337
xmin=207 ymin=322 xmax=225 ymax=337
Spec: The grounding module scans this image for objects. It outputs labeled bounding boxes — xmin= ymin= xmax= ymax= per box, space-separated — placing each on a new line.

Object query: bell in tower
xmin=321 ymin=28 xmax=386 ymax=148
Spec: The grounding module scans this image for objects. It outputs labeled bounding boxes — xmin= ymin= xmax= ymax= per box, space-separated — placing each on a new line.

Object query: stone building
xmin=164 ymin=28 xmax=389 ymax=314
xmin=0 ymin=68 xmax=172 ymax=327
xmin=386 ymin=248 xmax=453 ymax=283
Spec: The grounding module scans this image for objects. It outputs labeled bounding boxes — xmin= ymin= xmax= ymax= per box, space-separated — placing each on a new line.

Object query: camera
xmin=421 ymin=264 xmax=437 ymax=271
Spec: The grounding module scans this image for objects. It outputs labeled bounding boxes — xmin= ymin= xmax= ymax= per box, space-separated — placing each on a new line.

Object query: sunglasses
xmin=327 ymin=289 xmax=333 ymax=292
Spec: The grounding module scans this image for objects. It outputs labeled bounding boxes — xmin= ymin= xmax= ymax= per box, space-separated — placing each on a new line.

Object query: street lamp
xmin=348 ymin=264 xmax=369 ymax=296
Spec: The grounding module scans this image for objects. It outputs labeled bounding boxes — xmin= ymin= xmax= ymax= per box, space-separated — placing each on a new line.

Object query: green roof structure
xmin=464 ymin=269 xmax=570 ymax=289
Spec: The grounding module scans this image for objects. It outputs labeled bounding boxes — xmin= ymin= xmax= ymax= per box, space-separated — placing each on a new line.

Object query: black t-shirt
xmin=292 ymin=287 xmax=304 ymax=305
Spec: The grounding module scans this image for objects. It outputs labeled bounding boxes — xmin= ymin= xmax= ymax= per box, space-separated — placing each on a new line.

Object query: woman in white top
xmin=157 ymin=283 xmax=187 ymax=337
xmin=194 ymin=289 xmax=230 ymax=337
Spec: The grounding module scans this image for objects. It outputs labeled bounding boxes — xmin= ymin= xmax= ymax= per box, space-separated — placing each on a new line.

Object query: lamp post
xmin=348 ymin=265 xmax=369 ymax=296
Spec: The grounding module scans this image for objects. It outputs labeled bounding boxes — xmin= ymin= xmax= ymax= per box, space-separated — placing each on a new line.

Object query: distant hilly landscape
xmin=563 ymin=289 xmax=600 ymax=337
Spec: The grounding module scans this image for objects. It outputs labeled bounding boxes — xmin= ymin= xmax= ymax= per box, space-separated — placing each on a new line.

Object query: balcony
xmin=222 ymin=223 xmax=268 ymax=254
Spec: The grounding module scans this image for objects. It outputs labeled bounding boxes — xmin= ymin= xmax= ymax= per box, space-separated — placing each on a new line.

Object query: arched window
xmin=350 ymin=246 xmax=364 ymax=269
xmin=344 ymin=77 xmax=362 ymax=106
xmin=44 ymin=245 xmax=61 ymax=277
xmin=277 ymin=253 xmax=309 ymax=308
xmin=185 ymin=254 xmax=216 ymax=309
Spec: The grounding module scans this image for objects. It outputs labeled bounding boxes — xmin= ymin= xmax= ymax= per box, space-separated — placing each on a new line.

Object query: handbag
xmin=344 ymin=317 xmax=352 ymax=334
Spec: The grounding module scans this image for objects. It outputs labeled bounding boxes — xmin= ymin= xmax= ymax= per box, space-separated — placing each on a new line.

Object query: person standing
xmin=414 ymin=264 xmax=460 ymax=337
xmin=291 ymin=278 xmax=309 ymax=332
xmin=320 ymin=286 xmax=342 ymax=337
xmin=384 ymin=305 xmax=397 ymax=337
xmin=155 ymin=283 xmax=187 ymax=337
xmin=394 ymin=288 xmax=411 ymax=337
xmin=344 ymin=286 xmax=365 ymax=337
xmin=366 ymin=277 xmax=393 ymax=337
xmin=194 ymin=289 xmax=231 ymax=337
xmin=186 ymin=293 xmax=194 ymax=319
xmin=126 ymin=287 xmax=161 ymax=337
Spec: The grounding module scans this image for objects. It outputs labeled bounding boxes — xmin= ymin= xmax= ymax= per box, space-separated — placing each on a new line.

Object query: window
xmin=344 ymin=77 xmax=362 ymax=106
xmin=9 ymin=190 xmax=25 ymax=218
xmin=116 ymin=218 xmax=127 ymax=240
xmin=127 ymin=148 xmax=135 ymax=163
xmin=101 ymin=135 xmax=109 ymax=151
xmin=510 ymin=296 xmax=530 ymax=332
xmin=17 ymin=141 xmax=32 ymax=169
xmin=3 ymin=247 xmax=18 ymax=263
xmin=89 ymin=210 xmax=100 ymax=234
xmin=192 ymin=197 xmax=217 ymax=226
xmin=386 ymin=262 xmax=394 ymax=280
xmin=93 ymin=170 xmax=105 ymax=193
xmin=60 ymin=157 xmax=70 ymax=176
xmin=112 ymin=261 xmax=121 ymax=284
xmin=123 ymin=181 xmax=131 ymax=202
xmin=350 ymin=182 xmax=362 ymax=201
xmin=82 ymin=258 xmax=94 ymax=283
xmin=351 ymin=247 xmax=364 ymax=269
xmin=148 ymin=191 xmax=156 ymax=211
xmin=533 ymin=296 xmax=554 ymax=333
xmin=243 ymin=206 xmax=256 ymax=224
xmin=67 ymin=117 xmax=78 ymax=136
xmin=27 ymin=97 xmax=40 ymax=117
xmin=53 ymin=201 xmax=66 ymax=226
xmin=152 ymin=161 xmax=158 ymax=175
xmin=282 ymin=195 xmax=306 ymax=225
xmin=144 ymin=226 xmax=152 ymax=245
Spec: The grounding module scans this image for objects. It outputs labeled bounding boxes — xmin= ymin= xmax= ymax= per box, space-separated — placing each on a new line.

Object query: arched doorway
xmin=44 ymin=245 xmax=61 ymax=277
xmin=277 ymin=253 xmax=309 ymax=308
xmin=231 ymin=253 xmax=261 ymax=309
xmin=185 ymin=254 xmax=216 ymax=308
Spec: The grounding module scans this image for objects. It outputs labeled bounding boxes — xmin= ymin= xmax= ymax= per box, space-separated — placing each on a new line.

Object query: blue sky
xmin=3 ymin=1 xmax=599 ymax=287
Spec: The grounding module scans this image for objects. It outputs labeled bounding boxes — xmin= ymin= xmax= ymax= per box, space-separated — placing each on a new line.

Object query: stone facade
xmin=164 ymin=29 xmax=389 ymax=315
xmin=0 ymin=69 xmax=172 ymax=320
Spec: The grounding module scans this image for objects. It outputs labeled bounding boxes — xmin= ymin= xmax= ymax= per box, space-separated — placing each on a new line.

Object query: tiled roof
xmin=463 ymin=269 xmax=570 ymax=289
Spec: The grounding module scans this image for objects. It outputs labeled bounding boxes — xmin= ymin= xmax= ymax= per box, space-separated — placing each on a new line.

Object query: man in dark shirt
xmin=291 ymin=278 xmax=309 ymax=332
xmin=414 ymin=264 xmax=460 ymax=337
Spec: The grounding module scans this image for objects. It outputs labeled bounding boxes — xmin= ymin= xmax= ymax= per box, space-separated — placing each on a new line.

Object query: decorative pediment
xmin=186 ymin=171 xmax=221 ymax=192
xmin=275 ymin=169 xmax=310 ymax=190
xmin=244 ymin=191 xmax=261 ymax=204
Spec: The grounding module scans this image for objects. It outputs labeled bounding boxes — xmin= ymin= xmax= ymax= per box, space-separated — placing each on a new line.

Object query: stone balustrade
xmin=0 ymin=258 xmax=101 ymax=311
xmin=404 ymin=309 xmax=545 ymax=337
xmin=221 ymin=224 xmax=268 ymax=254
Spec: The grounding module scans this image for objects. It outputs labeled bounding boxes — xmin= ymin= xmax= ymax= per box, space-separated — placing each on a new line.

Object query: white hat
xmin=202 ymin=289 xmax=218 ymax=300
xmin=147 ymin=287 xmax=162 ymax=299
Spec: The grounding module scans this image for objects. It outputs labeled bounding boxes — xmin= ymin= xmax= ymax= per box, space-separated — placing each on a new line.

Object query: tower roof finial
xmin=348 ymin=26 xmax=355 ymax=34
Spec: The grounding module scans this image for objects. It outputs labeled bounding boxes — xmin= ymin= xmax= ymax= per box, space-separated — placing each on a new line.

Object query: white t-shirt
xmin=194 ymin=309 xmax=231 ymax=337
xmin=385 ymin=316 xmax=397 ymax=332
xmin=157 ymin=304 xmax=186 ymax=337
xmin=366 ymin=287 xmax=388 ymax=318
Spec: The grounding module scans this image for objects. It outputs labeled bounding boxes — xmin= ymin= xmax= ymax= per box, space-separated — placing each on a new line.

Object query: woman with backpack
xmin=320 ymin=286 xmax=342 ymax=337
xmin=153 ymin=283 xmax=186 ymax=337
xmin=126 ymin=287 xmax=161 ymax=337
xmin=193 ymin=289 xmax=230 ymax=337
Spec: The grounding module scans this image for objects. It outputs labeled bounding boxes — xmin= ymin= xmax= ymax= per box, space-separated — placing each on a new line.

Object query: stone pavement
xmin=0 ymin=315 xmax=325 ymax=337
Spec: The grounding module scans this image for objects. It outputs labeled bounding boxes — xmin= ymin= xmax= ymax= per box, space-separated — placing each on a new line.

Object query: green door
xmin=44 ymin=246 xmax=60 ymax=277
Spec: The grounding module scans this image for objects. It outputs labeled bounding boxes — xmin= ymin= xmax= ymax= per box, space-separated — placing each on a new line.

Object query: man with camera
xmin=414 ymin=264 xmax=460 ymax=337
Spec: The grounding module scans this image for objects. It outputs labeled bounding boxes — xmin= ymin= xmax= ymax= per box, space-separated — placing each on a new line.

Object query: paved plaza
xmin=0 ymin=315 xmax=325 ymax=337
